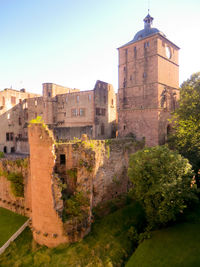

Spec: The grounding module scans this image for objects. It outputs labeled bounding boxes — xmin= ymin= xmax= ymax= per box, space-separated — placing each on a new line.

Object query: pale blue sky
xmin=0 ymin=0 xmax=199 ymax=93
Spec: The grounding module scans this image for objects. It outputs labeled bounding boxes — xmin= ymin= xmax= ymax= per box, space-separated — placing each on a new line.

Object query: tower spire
xmin=143 ymin=13 xmax=153 ymax=29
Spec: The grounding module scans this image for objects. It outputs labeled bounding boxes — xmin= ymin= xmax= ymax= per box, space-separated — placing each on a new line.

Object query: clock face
xmin=165 ymin=46 xmax=171 ymax=59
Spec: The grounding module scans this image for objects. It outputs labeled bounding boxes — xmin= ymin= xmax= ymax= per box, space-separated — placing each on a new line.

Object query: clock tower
xmin=117 ymin=14 xmax=180 ymax=146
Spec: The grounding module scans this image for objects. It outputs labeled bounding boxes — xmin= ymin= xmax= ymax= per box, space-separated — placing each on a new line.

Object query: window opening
xmin=60 ymin=154 xmax=66 ymax=165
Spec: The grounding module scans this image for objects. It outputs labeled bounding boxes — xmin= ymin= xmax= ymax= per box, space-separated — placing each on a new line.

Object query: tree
xmin=168 ymin=72 xmax=200 ymax=175
xmin=128 ymin=146 xmax=197 ymax=228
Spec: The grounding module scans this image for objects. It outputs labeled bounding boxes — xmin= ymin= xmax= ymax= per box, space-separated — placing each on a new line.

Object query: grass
xmin=0 ymin=202 xmax=145 ymax=267
xmin=126 ymin=207 xmax=200 ymax=267
xmin=0 ymin=207 xmax=27 ymax=247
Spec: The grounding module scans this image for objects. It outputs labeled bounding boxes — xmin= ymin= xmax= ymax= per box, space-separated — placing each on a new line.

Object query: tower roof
xmin=119 ymin=13 xmax=166 ymax=48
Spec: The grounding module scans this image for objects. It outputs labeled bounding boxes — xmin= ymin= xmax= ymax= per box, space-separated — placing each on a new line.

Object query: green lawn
xmin=0 ymin=207 xmax=27 ymax=247
xmin=126 ymin=208 xmax=200 ymax=267
xmin=0 ymin=202 xmax=145 ymax=266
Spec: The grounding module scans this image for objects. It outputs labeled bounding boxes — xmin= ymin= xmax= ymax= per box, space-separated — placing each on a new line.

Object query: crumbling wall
xmin=28 ymin=123 xmax=68 ymax=247
xmin=28 ymin=123 xmax=145 ymax=247
xmin=0 ymin=157 xmax=31 ymax=217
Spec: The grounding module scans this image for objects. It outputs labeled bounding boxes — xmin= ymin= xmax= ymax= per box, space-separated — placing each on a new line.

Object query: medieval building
xmin=117 ymin=13 xmax=180 ymax=146
xmin=0 ymin=81 xmax=116 ymax=154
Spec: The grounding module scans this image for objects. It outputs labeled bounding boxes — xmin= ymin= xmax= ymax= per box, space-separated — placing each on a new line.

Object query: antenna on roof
xmin=148 ymin=0 xmax=150 ymax=14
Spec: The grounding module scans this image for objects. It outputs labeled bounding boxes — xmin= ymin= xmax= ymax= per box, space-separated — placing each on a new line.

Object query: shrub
xmin=0 ymin=151 xmax=5 ymax=158
xmin=7 ymin=172 xmax=24 ymax=197
xmin=128 ymin=145 xmax=198 ymax=228
xmin=63 ymin=191 xmax=89 ymax=221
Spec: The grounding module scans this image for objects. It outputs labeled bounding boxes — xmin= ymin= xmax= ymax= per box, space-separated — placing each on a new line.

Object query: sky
xmin=0 ymin=0 xmax=199 ymax=94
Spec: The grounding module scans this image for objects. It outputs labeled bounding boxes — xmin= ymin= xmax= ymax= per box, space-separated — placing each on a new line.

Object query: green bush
xmin=64 ymin=191 xmax=89 ymax=221
xmin=0 ymin=151 xmax=5 ymax=158
xmin=128 ymin=145 xmax=198 ymax=228
xmin=7 ymin=172 xmax=24 ymax=197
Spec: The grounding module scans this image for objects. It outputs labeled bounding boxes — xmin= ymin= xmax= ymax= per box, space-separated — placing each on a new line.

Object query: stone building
xmin=0 ymin=88 xmax=40 ymax=116
xmin=0 ymin=81 xmax=116 ymax=154
xmin=117 ymin=13 xmax=180 ymax=146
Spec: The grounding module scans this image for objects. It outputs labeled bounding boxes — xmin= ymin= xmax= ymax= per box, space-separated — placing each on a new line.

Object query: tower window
xmin=134 ymin=47 xmax=137 ymax=58
xmin=72 ymin=108 xmax=78 ymax=117
xmin=144 ymin=42 xmax=149 ymax=48
xmin=123 ymin=78 xmax=126 ymax=88
xmin=48 ymin=92 xmax=51 ymax=97
xmin=79 ymin=108 xmax=85 ymax=116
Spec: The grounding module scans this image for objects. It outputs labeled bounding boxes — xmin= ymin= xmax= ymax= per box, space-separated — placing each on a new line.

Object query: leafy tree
xmin=128 ymin=146 xmax=197 ymax=228
xmin=168 ymin=72 xmax=200 ymax=176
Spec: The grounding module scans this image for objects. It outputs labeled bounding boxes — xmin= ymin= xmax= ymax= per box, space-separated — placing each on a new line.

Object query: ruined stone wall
xmin=28 ymin=123 xmax=144 ymax=247
xmin=0 ymin=157 xmax=31 ymax=217
xmin=94 ymin=81 xmax=116 ymax=139
xmin=28 ymin=123 xmax=68 ymax=247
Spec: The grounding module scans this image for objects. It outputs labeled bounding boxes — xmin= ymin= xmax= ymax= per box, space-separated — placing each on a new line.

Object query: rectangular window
xmin=10 ymin=133 xmax=14 ymax=141
xmin=96 ymin=108 xmax=100 ymax=116
xmin=48 ymin=92 xmax=51 ymax=97
xmin=76 ymin=95 xmax=79 ymax=103
xmin=144 ymin=42 xmax=150 ymax=48
xmin=96 ymin=108 xmax=106 ymax=116
xmin=79 ymin=108 xmax=85 ymax=116
xmin=72 ymin=108 xmax=78 ymax=117
xmin=6 ymin=132 xmax=14 ymax=141
xmin=35 ymin=100 xmax=38 ymax=107
xmin=101 ymin=108 xmax=106 ymax=116
xmin=60 ymin=154 xmax=66 ymax=165
xmin=88 ymin=95 xmax=91 ymax=101
xmin=19 ymin=117 xmax=22 ymax=125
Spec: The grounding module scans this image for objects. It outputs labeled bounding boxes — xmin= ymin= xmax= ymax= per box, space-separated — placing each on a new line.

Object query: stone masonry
xmin=118 ymin=14 xmax=180 ymax=145
xmin=27 ymin=123 xmax=144 ymax=247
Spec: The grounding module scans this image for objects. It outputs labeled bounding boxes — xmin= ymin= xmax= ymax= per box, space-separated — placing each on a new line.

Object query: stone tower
xmin=117 ymin=13 xmax=180 ymax=146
